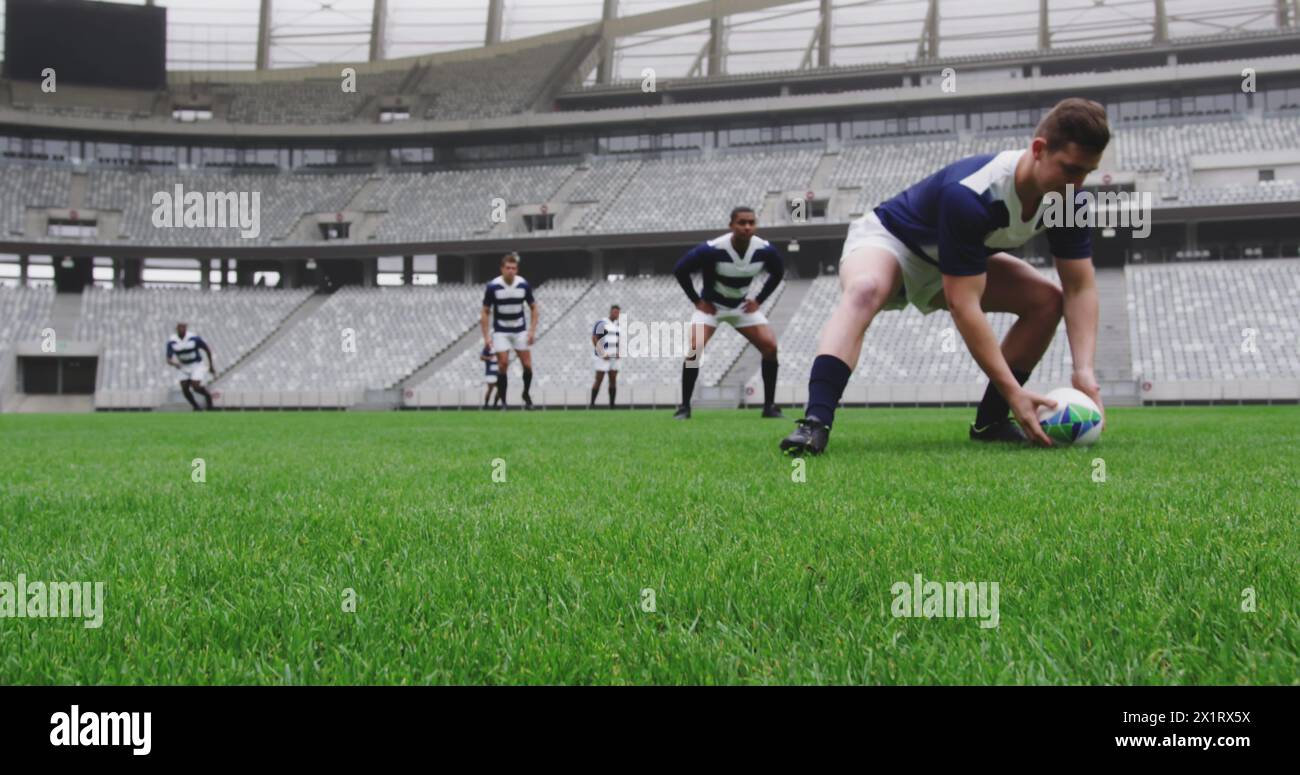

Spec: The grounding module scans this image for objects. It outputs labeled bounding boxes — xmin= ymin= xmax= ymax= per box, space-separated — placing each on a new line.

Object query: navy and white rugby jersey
xmin=481 ymin=346 xmax=499 ymax=377
xmin=482 ymin=275 xmax=536 ymax=333
xmin=166 ymin=333 xmax=207 ymax=365
xmin=592 ymin=318 xmax=619 ymax=357
xmin=873 ymin=150 xmax=1093 ymax=277
xmin=673 ymin=234 xmax=785 ymax=309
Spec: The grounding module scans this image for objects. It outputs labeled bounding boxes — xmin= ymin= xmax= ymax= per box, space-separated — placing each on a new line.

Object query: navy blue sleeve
xmin=937 ymin=185 xmax=997 ymax=276
xmin=592 ymin=320 xmax=606 ymax=337
xmin=673 ymin=244 xmax=709 ymax=303
xmin=1046 ymin=189 xmax=1093 ymax=259
xmin=193 ymin=336 xmax=208 ymax=350
xmin=165 ymin=341 xmax=175 ymax=358
xmin=754 ymin=246 xmax=786 ymax=304
xmin=482 ymin=284 xmax=494 ymax=307
xmin=524 ymin=283 xmax=536 ymax=305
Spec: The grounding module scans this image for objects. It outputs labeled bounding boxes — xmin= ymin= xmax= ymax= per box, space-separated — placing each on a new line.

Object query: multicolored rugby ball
xmin=1036 ymin=387 xmax=1103 ymax=446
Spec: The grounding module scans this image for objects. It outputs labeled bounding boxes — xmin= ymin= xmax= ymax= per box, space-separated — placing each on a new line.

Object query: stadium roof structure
xmin=0 ymin=0 xmax=1295 ymax=81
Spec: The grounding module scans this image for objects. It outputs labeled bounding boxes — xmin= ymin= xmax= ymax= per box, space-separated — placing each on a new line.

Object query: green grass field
xmin=1 ymin=406 xmax=1296 ymax=685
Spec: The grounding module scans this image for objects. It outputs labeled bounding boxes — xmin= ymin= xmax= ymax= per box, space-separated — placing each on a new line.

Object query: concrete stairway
xmin=1094 ymin=267 xmax=1139 ymax=406
xmin=394 ymin=324 xmax=481 ymax=391
xmin=718 ymin=277 xmax=815 ymax=392
xmin=211 ymin=290 xmax=330 ymax=388
xmin=49 ymin=293 xmax=83 ymax=339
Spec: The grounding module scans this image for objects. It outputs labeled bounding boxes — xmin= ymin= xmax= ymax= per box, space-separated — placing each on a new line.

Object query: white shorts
xmin=491 ymin=330 xmax=530 ymax=353
xmin=178 ymin=362 xmax=209 ymax=384
xmin=689 ymin=305 xmax=769 ymax=329
xmin=483 ymin=373 xmax=499 ymax=385
xmin=841 ymin=211 xmax=946 ymax=315
xmin=592 ymin=354 xmax=620 ymax=373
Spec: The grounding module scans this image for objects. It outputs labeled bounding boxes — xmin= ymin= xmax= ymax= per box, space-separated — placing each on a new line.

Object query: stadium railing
xmin=214 ymin=389 xmax=365 ymax=409
xmin=1140 ymin=378 xmax=1300 ymax=404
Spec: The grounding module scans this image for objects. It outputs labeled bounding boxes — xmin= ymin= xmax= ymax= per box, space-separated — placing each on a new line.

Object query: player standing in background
xmin=480 ymin=253 xmax=539 ymax=410
xmin=672 ymin=206 xmax=785 ymax=420
xmin=781 ymin=98 xmax=1110 ymax=455
xmin=481 ymin=343 xmax=501 ymax=408
xmin=166 ymin=322 xmax=217 ymax=411
xmin=590 ymin=304 xmax=621 ymax=408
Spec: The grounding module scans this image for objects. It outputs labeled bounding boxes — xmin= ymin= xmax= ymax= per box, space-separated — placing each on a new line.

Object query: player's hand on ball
xmin=695 ymin=300 xmax=716 ymax=315
xmin=1071 ymin=368 xmax=1104 ymax=426
xmin=1009 ymin=388 xmax=1057 ymax=447
xmin=742 ymin=298 xmax=759 ymax=313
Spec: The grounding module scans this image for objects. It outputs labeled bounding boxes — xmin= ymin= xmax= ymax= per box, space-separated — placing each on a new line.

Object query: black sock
xmin=497 ymin=373 xmax=508 ymax=405
xmin=194 ymin=386 xmax=213 ymax=410
xmin=975 ymin=368 xmax=1031 ymax=427
xmin=609 ymin=384 xmax=616 ymax=407
xmin=804 ymin=354 xmax=851 ymax=427
xmin=590 ymin=385 xmax=599 ymax=406
xmin=522 ymin=368 xmax=532 ymax=399
xmin=680 ymin=363 xmax=700 ymax=407
xmin=181 ymin=383 xmax=200 ymax=410
xmin=761 ymin=359 xmax=778 ymax=407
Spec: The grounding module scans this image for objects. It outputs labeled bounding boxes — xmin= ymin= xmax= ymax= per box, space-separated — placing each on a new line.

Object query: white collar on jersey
xmin=493 ymin=274 xmax=525 ymax=288
xmin=710 ymin=233 xmax=766 ymax=264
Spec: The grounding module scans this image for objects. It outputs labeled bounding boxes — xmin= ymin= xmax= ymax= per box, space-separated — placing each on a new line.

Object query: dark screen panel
xmin=3 ymin=0 xmax=167 ymax=90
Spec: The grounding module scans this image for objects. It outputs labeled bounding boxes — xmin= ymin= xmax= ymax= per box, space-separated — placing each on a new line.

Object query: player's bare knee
xmin=842 ymin=274 xmax=887 ymax=312
xmin=1035 ymin=283 xmax=1064 ymax=323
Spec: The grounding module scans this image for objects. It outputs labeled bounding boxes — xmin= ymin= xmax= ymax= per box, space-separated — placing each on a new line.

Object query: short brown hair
xmin=1035 ymin=98 xmax=1110 ymax=154
xmin=501 ymin=252 xmax=519 ymax=266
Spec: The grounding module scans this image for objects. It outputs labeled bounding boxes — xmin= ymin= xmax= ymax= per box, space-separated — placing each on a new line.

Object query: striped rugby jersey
xmin=166 ymin=333 xmax=207 ymax=365
xmin=673 ymin=233 xmax=785 ymax=309
xmin=592 ymin=317 xmax=619 ymax=357
xmin=482 ymin=275 xmax=536 ymax=333
xmin=874 ymin=150 xmax=1093 ymax=276
xmin=482 ymin=346 xmax=499 ymax=377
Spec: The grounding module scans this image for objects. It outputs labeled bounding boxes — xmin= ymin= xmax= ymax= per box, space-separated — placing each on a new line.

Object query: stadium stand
xmin=75 ymin=286 xmax=312 ymax=393
xmin=0 ymin=165 xmax=73 ymax=238
xmin=565 ymin=160 xmax=643 ymax=232
xmin=595 ymin=150 xmax=820 ymax=233
xmin=1128 ymin=260 xmax=1300 ymax=383
xmin=412 ymin=40 xmax=581 ymax=121
xmin=222 ymin=71 xmax=408 ymax=125
xmin=84 ymin=169 xmax=368 ymax=246
xmin=220 ymin=284 xmax=488 ymax=394
xmin=1 ymin=17 xmax=1297 ymax=411
xmin=3 ymin=39 xmax=586 ymax=126
xmin=362 ymin=164 xmax=573 ymax=242
xmin=82 ymin=169 xmax=366 ymax=245
xmin=1115 ymin=115 xmax=1300 ymax=187
xmin=0 ymin=285 xmax=55 ymax=342
xmin=0 ymin=115 xmax=1296 ymax=246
